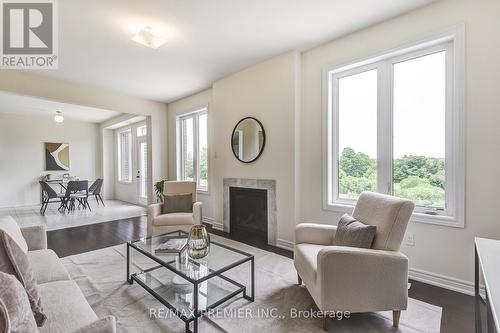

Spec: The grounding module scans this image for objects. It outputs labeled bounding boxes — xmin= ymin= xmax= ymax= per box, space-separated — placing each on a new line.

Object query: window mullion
xmin=377 ymin=61 xmax=393 ymax=195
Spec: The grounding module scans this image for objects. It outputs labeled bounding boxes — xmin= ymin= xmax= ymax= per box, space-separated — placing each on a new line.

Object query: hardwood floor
xmin=47 ymin=216 xmax=147 ymax=257
xmin=47 ymin=217 xmax=479 ymax=332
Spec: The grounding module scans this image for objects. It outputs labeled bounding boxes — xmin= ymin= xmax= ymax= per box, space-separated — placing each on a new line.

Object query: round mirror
xmin=231 ymin=117 xmax=266 ymax=163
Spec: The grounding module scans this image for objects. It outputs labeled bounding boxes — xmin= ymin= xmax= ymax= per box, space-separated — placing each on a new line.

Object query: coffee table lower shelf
xmin=126 ymin=234 xmax=255 ymax=333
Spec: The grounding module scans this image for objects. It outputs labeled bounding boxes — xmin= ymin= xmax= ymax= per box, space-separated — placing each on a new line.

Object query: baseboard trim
xmin=409 ymin=267 xmax=484 ymax=296
xmin=276 ymin=239 xmax=294 ymax=251
xmin=202 ymin=217 xmax=224 ymax=231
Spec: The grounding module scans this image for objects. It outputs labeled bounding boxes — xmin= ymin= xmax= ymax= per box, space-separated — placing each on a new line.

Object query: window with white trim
xmin=178 ymin=108 xmax=208 ymax=191
xmin=117 ymin=129 xmax=132 ymax=182
xmin=136 ymin=125 xmax=147 ymax=137
xmin=325 ymin=29 xmax=464 ymax=226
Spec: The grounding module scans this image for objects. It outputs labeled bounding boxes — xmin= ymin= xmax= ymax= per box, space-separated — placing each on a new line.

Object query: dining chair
xmin=63 ymin=180 xmax=90 ymax=212
xmin=39 ymin=181 xmax=65 ymax=214
xmin=89 ymin=179 xmax=104 ymax=206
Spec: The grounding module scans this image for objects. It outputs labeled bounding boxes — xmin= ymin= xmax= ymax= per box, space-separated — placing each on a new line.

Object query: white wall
xmin=166 ymin=0 xmax=500 ymax=289
xmin=0 ymin=112 xmax=99 ymax=207
xmin=300 ymin=0 xmax=500 ymax=286
xmin=211 ymin=51 xmax=300 ymax=242
xmin=101 ymin=128 xmax=115 ymax=200
xmin=0 ymin=70 xmax=168 ymax=191
xmin=167 ymin=52 xmax=300 ymax=242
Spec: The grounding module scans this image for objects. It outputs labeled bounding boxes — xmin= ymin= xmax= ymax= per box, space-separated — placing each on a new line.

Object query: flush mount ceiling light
xmin=131 ymin=26 xmax=167 ymax=49
xmin=54 ymin=111 xmax=64 ymax=123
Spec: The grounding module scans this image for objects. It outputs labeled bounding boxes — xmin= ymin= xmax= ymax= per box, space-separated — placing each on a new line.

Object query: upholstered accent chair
xmin=147 ymin=181 xmax=202 ymax=236
xmin=294 ymin=191 xmax=415 ymax=331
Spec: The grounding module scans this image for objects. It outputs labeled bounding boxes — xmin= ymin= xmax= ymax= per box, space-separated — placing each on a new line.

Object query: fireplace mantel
xmin=223 ymin=178 xmax=277 ymax=246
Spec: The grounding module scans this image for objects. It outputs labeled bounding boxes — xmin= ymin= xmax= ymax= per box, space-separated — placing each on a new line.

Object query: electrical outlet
xmin=406 ymin=233 xmax=415 ymax=246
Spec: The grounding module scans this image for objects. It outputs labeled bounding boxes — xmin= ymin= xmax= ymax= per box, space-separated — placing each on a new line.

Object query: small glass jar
xmin=187 ymin=225 xmax=210 ymax=259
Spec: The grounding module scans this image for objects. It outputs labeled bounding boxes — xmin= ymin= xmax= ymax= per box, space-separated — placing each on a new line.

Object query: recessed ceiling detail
xmin=33 ymin=0 xmax=433 ymax=102
xmin=0 ymin=91 xmax=122 ymax=123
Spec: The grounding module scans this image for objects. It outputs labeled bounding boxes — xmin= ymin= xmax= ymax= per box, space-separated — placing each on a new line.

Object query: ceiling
xmin=35 ymin=0 xmax=433 ymax=103
xmin=0 ymin=91 xmax=122 ymax=123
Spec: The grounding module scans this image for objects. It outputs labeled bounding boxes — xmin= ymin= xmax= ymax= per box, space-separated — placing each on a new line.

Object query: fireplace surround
xmin=223 ymin=178 xmax=277 ymax=246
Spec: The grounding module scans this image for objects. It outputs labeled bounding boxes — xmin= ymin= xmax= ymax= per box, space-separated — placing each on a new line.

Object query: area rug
xmin=1 ymin=200 xmax=146 ymax=231
xmin=61 ymin=235 xmax=441 ymax=332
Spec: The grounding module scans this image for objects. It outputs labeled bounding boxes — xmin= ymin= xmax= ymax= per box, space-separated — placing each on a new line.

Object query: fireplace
xmin=229 ymin=186 xmax=268 ymax=246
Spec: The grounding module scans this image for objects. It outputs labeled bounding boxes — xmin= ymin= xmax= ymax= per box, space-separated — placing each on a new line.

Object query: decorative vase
xmin=187 ymin=225 xmax=210 ymax=259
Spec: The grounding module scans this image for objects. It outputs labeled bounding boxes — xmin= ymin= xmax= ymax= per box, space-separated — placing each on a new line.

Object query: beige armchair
xmin=294 ymin=191 xmax=415 ymax=330
xmin=147 ymin=181 xmax=202 ymax=237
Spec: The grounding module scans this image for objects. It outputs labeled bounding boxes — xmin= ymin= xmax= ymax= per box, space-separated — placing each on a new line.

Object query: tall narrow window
xmin=325 ymin=28 xmax=464 ymax=227
xmin=393 ymin=51 xmax=446 ymax=210
xmin=139 ymin=141 xmax=148 ymax=198
xmin=198 ymin=113 xmax=208 ymax=190
xmin=337 ymin=69 xmax=378 ymax=199
xmin=118 ymin=129 xmax=131 ymax=182
xmin=181 ymin=117 xmax=195 ymax=181
xmin=178 ymin=108 xmax=208 ymax=191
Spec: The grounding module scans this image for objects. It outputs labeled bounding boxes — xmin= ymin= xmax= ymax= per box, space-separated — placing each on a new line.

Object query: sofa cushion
xmin=0 ymin=272 xmax=39 ymax=333
xmin=0 ymin=230 xmax=46 ymax=326
xmin=0 ymin=216 xmax=28 ymax=253
xmin=28 ymin=249 xmax=71 ymax=284
xmin=38 ymin=280 xmax=98 ymax=333
xmin=294 ymin=244 xmax=324 ymax=284
xmin=333 ymin=214 xmax=376 ymax=249
xmin=162 ymin=193 xmax=193 ymax=214
xmin=154 ymin=212 xmax=194 ymax=226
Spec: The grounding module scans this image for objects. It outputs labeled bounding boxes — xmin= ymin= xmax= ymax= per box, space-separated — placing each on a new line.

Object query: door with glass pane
xmin=137 ymin=137 xmax=148 ymax=205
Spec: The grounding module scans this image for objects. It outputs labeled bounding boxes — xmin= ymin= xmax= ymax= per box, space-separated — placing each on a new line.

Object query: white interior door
xmin=137 ymin=138 xmax=148 ymax=205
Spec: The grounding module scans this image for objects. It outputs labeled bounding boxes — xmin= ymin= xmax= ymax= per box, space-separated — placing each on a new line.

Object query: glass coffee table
xmin=127 ymin=230 xmax=255 ymax=333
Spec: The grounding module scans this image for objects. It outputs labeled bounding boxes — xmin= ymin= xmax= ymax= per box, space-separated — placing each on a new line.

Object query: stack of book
xmin=154 ymin=238 xmax=187 ymax=254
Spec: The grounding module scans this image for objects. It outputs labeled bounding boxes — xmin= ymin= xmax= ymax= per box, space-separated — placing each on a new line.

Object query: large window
xmin=118 ymin=129 xmax=132 ymax=182
xmin=178 ymin=108 xmax=208 ymax=191
xmin=325 ymin=29 xmax=464 ymax=226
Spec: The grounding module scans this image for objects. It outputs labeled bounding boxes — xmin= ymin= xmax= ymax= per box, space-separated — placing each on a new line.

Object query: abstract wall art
xmin=45 ymin=143 xmax=70 ymax=170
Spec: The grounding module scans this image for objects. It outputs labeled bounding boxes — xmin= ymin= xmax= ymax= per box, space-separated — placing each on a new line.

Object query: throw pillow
xmin=333 ymin=214 xmax=376 ymax=249
xmin=0 ymin=216 xmax=28 ymax=253
xmin=162 ymin=193 xmax=193 ymax=214
xmin=0 ymin=231 xmax=46 ymax=326
xmin=0 ymin=272 xmax=39 ymax=333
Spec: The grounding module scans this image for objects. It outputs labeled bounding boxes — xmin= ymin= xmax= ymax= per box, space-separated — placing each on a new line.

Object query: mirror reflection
xmin=231 ymin=117 xmax=265 ymax=163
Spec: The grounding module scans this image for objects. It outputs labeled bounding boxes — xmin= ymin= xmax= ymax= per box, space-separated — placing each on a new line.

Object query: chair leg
xmin=40 ymin=199 xmax=47 ymax=215
xmin=323 ymin=317 xmax=329 ymax=331
xmin=393 ymin=310 xmax=401 ymax=328
xmin=95 ymin=195 xmax=99 ymax=205
xmin=86 ymin=198 xmax=91 ymax=211
xmin=40 ymin=199 xmax=45 ymax=214
xmin=297 ymin=274 xmax=302 ymax=285
xmin=98 ymin=194 xmax=105 ymax=206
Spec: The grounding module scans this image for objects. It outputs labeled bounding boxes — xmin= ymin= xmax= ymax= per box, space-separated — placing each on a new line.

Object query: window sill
xmin=197 ymin=189 xmax=209 ymax=196
xmin=117 ymin=180 xmax=132 ymax=184
xmin=323 ymin=202 xmax=464 ymax=228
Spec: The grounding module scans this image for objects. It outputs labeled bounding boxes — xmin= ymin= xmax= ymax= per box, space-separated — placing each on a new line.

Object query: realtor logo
xmin=1 ymin=0 xmax=58 ymax=69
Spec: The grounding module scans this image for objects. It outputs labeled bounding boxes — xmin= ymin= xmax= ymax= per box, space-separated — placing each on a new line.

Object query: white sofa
xmin=0 ymin=216 xmax=115 ymax=333
xmin=294 ymin=192 xmax=415 ymax=330
xmin=147 ymin=181 xmax=202 ymax=236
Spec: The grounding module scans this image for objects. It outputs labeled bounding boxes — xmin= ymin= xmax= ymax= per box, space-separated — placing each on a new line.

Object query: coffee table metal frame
xmin=126 ymin=230 xmax=255 ymax=333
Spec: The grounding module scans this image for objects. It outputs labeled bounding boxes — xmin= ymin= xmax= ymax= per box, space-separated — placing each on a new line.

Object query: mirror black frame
xmin=231 ymin=117 xmax=266 ymax=164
